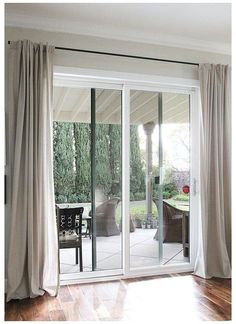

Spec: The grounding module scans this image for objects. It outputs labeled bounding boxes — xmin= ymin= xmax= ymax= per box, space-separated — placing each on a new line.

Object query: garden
xmin=53 ymin=121 xmax=189 ymax=229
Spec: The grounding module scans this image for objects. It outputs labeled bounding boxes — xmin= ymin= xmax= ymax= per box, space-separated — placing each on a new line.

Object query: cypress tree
xmin=53 ymin=121 xmax=75 ymax=203
xmin=108 ymin=124 xmax=122 ymax=197
xmin=130 ymin=125 xmax=145 ymax=199
xmin=95 ymin=124 xmax=112 ymax=197
xmin=53 ymin=121 xmax=145 ymax=203
xmin=73 ymin=123 xmax=91 ymax=202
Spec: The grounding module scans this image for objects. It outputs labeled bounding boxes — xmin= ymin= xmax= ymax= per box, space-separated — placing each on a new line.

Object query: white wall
xmin=6 ymin=26 xmax=230 ymax=80
xmin=4 ymin=26 xmax=231 ymax=278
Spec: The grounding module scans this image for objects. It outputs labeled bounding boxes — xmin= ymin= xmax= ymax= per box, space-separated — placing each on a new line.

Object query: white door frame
xmin=54 ymin=66 xmax=200 ymax=285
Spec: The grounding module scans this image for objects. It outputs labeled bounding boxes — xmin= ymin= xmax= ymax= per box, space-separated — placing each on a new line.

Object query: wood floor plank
xmin=17 ymin=298 xmax=39 ymax=321
xmin=67 ymin=284 xmax=99 ymax=321
xmin=46 ymin=293 xmax=62 ymax=312
xmin=58 ymin=285 xmax=74 ymax=303
xmin=5 ymin=273 xmax=231 ymax=321
xmin=5 ymin=300 xmax=21 ymax=321
xmin=31 ymin=296 xmax=51 ymax=321
xmin=49 ymin=310 xmax=66 ymax=321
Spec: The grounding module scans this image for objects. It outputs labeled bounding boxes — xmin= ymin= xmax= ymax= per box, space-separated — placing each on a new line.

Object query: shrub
xmin=133 ymin=192 xmax=145 ymax=200
xmin=163 ymin=191 xmax=171 ymax=199
xmin=163 ymin=183 xmax=179 ymax=197
xmin=171 ymin=190 xmax=179 ymax=197
xmin=153 ymin=182 xmax=179 ymax=199
xmin=55 ymin=194 xmax=67 ymax=203
xmin=77 ymin=193 xmax=89 ymax=203
xmin=130 ymin=206 xmax=146 ymax=217
xmin=173 ymin=194 xmax=189 ymax=201
xmin=67 ymin=193 xmax=79 ymax=203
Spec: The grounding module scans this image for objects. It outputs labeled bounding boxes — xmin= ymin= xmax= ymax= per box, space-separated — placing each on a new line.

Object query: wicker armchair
xmin=153 ymin=198 xmax=184 ymax=243
xmin=89 ymin=197 xmax=120 ymax=236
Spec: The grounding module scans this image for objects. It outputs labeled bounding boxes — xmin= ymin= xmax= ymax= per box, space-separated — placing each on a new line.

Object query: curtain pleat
xmin=7 ymin=40 xmax=59 ymax=301
xmin=194 ymin=64 xmax=231 ymax=278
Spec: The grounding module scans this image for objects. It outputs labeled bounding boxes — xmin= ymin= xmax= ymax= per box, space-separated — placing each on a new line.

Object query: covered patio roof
xmin=53 ymin=88 xmax=189 ymax=124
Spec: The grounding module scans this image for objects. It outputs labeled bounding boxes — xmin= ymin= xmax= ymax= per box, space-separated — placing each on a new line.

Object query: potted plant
xmin=141 ymin=220 xmax=146 ymax=229
xmin=134 ymin=215 xmax=142 ymax=228
xmin=147 ymin=221 xmax=151 ymax=229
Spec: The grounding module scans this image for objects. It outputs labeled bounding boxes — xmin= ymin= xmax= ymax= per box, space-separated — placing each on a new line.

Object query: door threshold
xmin=60 ymin=263 xmax=194 ymax=286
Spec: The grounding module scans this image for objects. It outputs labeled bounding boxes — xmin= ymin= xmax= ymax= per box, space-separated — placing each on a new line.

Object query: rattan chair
xmin=89 ymin=197 xmax=120 ymax=236
xmin=153 ymin=198 xmax=183 ymax=243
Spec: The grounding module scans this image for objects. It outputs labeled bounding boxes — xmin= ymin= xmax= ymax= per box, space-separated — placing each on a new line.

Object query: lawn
xmin=115 ymin=194 xmax=189 ymax=226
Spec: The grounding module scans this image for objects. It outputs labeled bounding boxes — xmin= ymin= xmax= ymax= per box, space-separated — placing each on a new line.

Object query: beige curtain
xmin=194 ymin=64 xmax=231 ymax=278
xmin=7 ymin=40 xmax=59 ymax=301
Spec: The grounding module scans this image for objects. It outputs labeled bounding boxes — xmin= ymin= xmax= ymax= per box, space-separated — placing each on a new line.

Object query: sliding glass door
xmin=129 ymin=89 xmax=190 ymax=270
xmin=53 ymin=73 xmax=197 ymax=281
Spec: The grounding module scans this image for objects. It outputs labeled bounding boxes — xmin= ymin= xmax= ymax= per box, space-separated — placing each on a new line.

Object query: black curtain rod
xmin=8 ymin=41 xmax=199 ymax=66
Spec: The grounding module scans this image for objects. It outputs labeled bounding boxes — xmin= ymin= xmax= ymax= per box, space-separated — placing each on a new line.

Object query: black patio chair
xmin=56 ymin=206 xmax=84 ymax=272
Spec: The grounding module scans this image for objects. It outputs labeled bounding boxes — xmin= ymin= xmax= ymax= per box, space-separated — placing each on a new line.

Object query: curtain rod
xmin=8 ymin=41 xmax=199 ymax=67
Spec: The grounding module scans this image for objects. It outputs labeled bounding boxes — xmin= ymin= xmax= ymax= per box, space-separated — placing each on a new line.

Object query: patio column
xmin=143 ymin=121 xmax=155 ymax=224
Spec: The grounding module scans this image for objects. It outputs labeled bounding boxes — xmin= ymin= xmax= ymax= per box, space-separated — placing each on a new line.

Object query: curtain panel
xmin=7 ymin=40 xmax=59 ymax=301
xmin=194 ymin=63 xmax=231 ymax=278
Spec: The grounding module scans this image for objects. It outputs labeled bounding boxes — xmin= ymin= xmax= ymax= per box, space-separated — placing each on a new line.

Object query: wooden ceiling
xmin=53 ymin=87 xmax=189 ymax=124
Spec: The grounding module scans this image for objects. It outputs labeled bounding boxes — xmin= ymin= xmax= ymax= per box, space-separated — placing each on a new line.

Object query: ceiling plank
xmin=163 ymin=94 xmax=179 ymax=105
xmin=55 ymin=111 xmax=90 ymax=123
xmin=54 ymin=88 xmax=71 ymax=120
xmin=163 ymin=98 xmax=189 ymax=120
xmin=70 ymin=89 xmax=90 ymax=120
xmin=164 ymin=107 xmax=189 ymax=123
xmin=100 ymin=90 xmax=140 ymax=123
xmin=96 ymin=90 xmax=120 ymax=113
xmin=71 ymin=93 xmax=90 ymax=121
xmin=133 ymin=105 xmax=157 ymax=124
xmin=130 ymin=92 xmax=158 ymax=115
xmin=101 ymin=97 xmax=121 ymax=123
xmin=131 ymin=96 xmax=158 ymax=123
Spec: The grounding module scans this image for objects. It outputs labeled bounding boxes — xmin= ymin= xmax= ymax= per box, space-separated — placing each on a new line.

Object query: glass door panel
xmin=129 ymin=89 xmax=191 ymax=270
xmin=129 ymin=90 xmax=160 ymax=269
xmin=53 ymin=86 xmax=92 ymax=274
xmin=54 ymin=86 xmax=122 ymax=275
xmin=161 ymin=92 xmax=190 ymax=265
xmin=93 ymin=88 xmax=123 ymax=271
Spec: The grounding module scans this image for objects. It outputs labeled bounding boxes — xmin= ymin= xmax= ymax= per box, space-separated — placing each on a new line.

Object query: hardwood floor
xmin=5 ymin=273 xmax=231 ymax=321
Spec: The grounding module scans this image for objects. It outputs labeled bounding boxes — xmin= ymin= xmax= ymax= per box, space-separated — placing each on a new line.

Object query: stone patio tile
xmin=60 ymin=229 xmax=189 ymax=274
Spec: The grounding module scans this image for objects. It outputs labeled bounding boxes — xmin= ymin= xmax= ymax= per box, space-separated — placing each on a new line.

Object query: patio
xmin=60 ymin=228 xmax=189 ymax=274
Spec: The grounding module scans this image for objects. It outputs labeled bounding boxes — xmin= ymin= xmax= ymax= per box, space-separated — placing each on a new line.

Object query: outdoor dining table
xmin=174 ymin=202 xmax=189 ymax=257
xmin=164 ymin=200 xmax=189 ymax=257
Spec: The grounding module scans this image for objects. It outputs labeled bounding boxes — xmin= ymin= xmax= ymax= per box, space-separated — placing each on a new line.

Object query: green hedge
xmin=54 ymin=122 xmax=145 ymax=203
